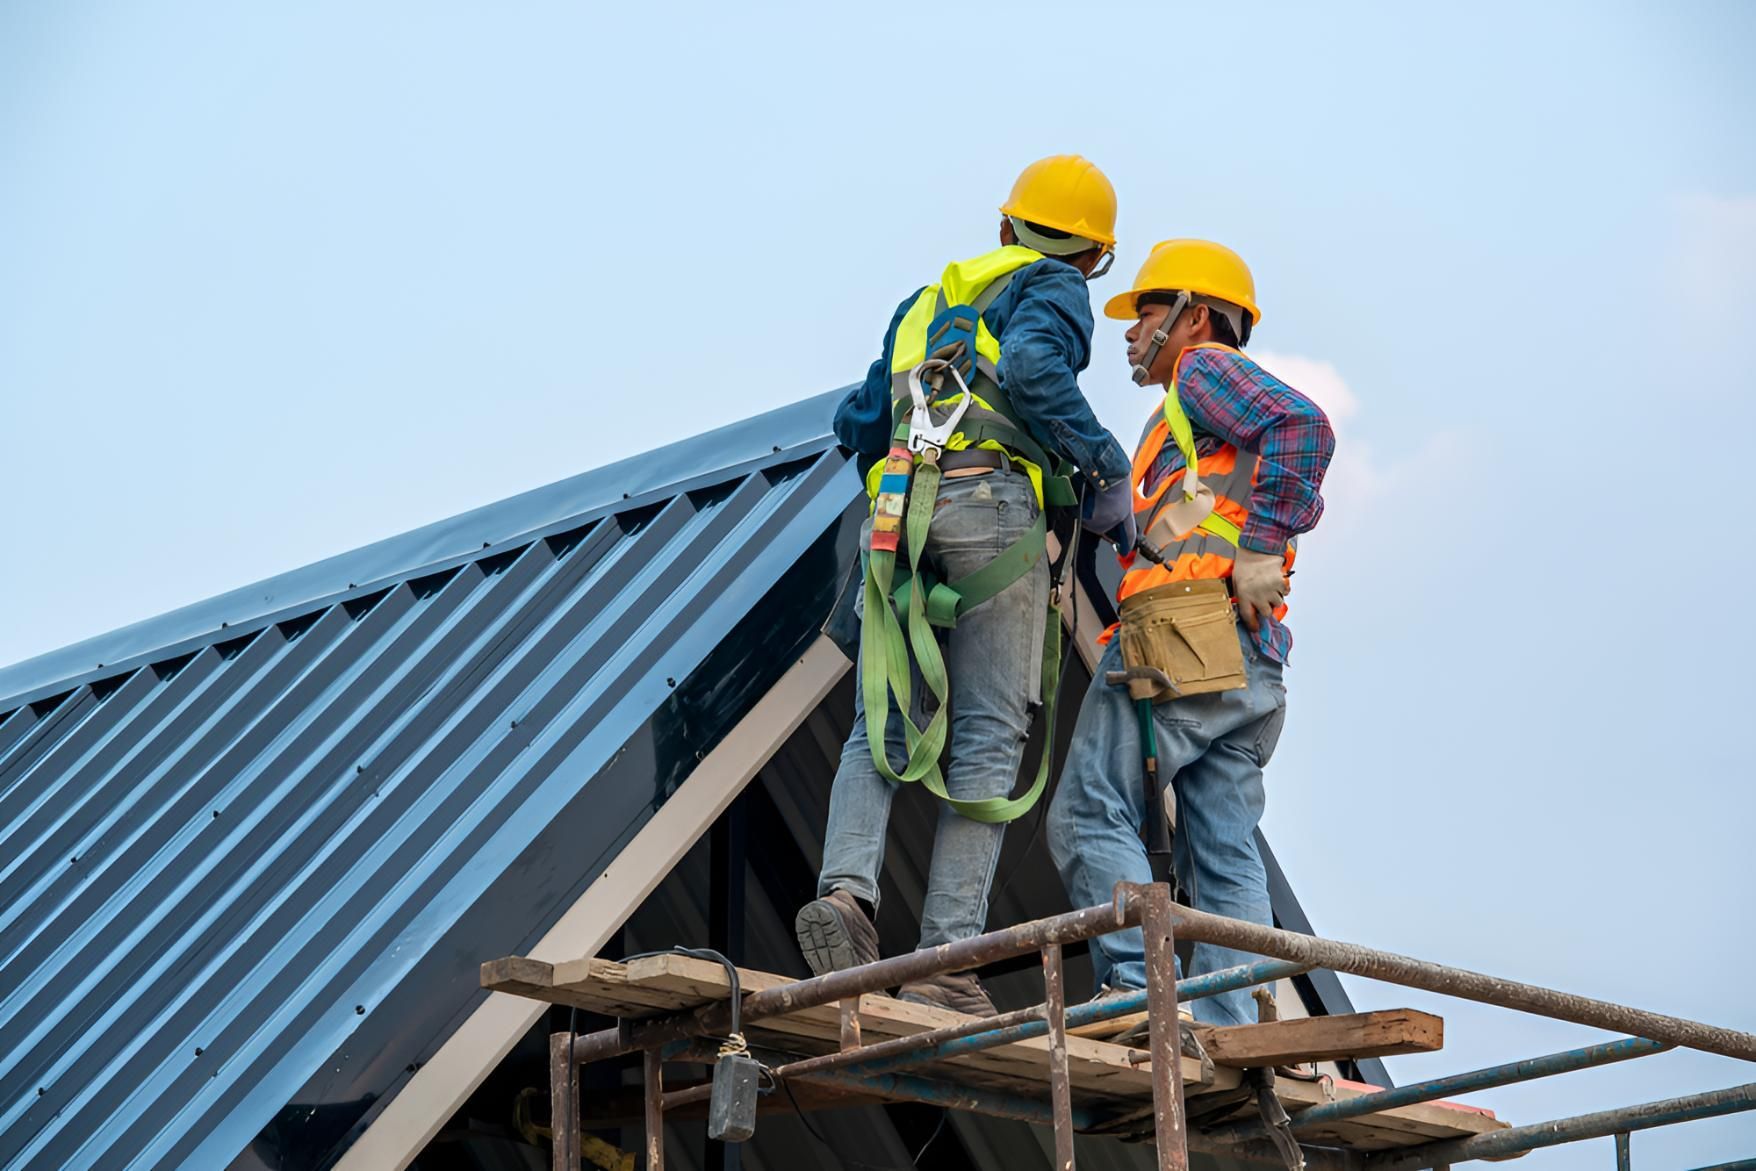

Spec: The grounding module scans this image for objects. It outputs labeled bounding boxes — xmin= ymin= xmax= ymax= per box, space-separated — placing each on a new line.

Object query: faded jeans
xmin=1047 ymin=630 xmax=1287 ymax=1026
xmin=818 ymin=467 xmax=1049 ymax=949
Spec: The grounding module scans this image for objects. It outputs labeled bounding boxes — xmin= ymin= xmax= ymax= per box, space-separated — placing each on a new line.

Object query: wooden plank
xmin=1068 ymin=1010 xmax=1147 ymax=1040
xmin=1162 ymin=1073 xmax=1506 ymax=1148
xmin=482 ymin=956 xmax=692 ymax=1018
xmin=1277 ymin=1076 xmax=1504 ymax=1145
xmin=616 ymin=954 xmax=1211 ymax=1100
xmin=485 ymin=954 xmax=1508 ymax=1149
xmin=1195 ymin=1009 xmax=1444 ymax=1068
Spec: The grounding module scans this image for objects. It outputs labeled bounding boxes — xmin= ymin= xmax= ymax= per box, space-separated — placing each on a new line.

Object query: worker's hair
xmin=1136 ymin=292 xmax=1252 ymax=348
xmin=1207 ymin=308 xmax=1249 ymax=349
xmin=1019 ymin=219 xmax=1105 ymax=263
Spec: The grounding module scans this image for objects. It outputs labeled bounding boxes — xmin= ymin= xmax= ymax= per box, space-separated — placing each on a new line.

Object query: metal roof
xmin=0 ymin=386 xmax=1376 ymax=1170
xmin=0 ymin=391 xmax=861 ymax=1170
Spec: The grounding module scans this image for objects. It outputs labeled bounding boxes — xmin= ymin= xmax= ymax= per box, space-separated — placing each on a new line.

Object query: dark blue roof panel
xmin=0 ymin=393 xmax=863 ymax=1171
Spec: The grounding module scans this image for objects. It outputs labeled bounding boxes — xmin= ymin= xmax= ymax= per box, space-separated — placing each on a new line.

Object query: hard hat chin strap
xmin=1130 ymin=291 xmax=1190 ymax=386
xmin=1084 ymin=250 xmax=1115 ymax=282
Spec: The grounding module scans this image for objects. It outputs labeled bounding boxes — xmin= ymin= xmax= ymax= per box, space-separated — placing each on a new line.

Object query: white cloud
xmin=1250 ymin=350 xmax=1467 ymax=540
xmin=1251 ymin=351 xmax=1359 ymax=425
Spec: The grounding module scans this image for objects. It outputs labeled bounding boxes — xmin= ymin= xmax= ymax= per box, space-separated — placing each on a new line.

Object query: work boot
xmin=794 ymin=888 xmax=880 ymax=977
xmin=897 ymin=970 xmax=997 ymax=1017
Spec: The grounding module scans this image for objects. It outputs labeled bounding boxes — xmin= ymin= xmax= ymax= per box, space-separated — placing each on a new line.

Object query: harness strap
xmin=854 ymin=261 xmax=1070 ymax=823
xmin=860 ymin=458 xmax=1062 ymax=823
xmin=890 ymin=508 xmax=1046 ymax=627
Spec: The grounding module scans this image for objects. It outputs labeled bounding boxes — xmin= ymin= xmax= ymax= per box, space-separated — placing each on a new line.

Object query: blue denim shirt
xmin=832 ymin=256 xmax=1132 ymax=491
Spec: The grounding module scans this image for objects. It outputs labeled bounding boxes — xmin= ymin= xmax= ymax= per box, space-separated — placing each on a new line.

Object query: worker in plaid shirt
xmin=1050 ymin=240 xmax=1335 ymax=1043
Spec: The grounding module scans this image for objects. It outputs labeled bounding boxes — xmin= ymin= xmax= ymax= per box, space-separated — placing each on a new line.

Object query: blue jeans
xmin=1047 ymin=631 xmax=1287 ymax=1026
xmin=818 ymin=467 xmax=1049 ymax=949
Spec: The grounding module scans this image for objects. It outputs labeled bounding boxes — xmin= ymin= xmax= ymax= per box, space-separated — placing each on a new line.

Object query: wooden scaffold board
xmin=483 ymin=953 xmax=1510 ymax=1153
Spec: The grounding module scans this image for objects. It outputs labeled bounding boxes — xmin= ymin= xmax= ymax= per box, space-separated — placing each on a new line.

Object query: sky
xmin=3 ymin=1 xmax=1754 ymax=1166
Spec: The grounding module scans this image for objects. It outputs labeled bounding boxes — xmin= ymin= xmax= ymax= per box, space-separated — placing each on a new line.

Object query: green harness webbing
xmin=859 ymin=427 xmax=1064 ymax=823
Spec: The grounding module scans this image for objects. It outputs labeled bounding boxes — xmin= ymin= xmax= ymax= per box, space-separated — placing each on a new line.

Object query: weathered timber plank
xmin=1196 ymin=1009 xmax=1443 ymax=1068
xmin=1068 ymin=1010 xmax=1148 ymax=1040
xmin=1165 ymin=1073 xmax=1505 ymax=1147
xmin=482 ymin=956 xmax=695 ymax=1018
xmin=486 ymin=954 xmax=1506 ymax=1147
xmin=619 ymin=954 xmax=1208 ymax=1098
xmin=1277 ymin=1076 xmax=1504 ymax=1143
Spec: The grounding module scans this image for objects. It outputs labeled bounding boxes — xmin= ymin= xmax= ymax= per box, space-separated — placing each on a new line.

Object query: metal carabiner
xmin=905 ymin=358 xmax=974 ymax=456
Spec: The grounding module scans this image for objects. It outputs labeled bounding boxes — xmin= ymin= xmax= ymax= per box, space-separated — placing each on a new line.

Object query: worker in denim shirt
xmin=797 ymin=156 xmax=1134 ymax=1016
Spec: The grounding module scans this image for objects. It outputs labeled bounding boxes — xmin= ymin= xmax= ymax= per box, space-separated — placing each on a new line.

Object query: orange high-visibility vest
xmin=1110 ymin=343 xmax=1296 ymax=627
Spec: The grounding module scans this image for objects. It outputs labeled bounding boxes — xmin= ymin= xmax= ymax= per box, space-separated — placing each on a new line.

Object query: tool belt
xmin=1115 ymin=579 xmax=1247 ymax=703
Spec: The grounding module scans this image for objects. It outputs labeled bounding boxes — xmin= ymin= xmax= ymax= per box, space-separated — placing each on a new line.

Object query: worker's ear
xmin=999 ymin=218 xmax=1016 ymax=247
xmin=1188 ymin=303 xmax=1210 ymax=334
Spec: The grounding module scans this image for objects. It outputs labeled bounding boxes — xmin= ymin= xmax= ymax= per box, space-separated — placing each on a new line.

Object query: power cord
xmin=769 ymin=1072 xmax=947 ymax=1169
xmin=910 ymin=1110 xmax=949 ymax=1165
xmin=618 ymin=948 xmax=948 ymax=1167
xmin=772 ymin=1072 xmax=839 ymax=1152
xmin=621 ymin=946 xmax=746 ymax=1053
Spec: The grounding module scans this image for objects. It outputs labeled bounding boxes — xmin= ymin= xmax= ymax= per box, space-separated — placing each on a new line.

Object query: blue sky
xmin=3 ymin=1 xmax=1754 ymax=1165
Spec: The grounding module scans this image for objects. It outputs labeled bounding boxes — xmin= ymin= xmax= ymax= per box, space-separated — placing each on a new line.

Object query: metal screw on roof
xmin=36 ymin=1088 xmax=44 ymax=1097
xmin=355 ymin=1005 xmax=366 ymax=1015
xmin=406 ymin=1062 xmax=419 ymax=1073
xmin=194 ymin=1047 xmax=203 ymax=1057
xmin=357 ymin=765 xmax=365 ymax=773
xmin=212 ymin=810 xmax=220 ymax=819
xmin=510 ymin=720 xmax=518 ymax=729
xmin=666 ymin=677 xmax=676 ymax=687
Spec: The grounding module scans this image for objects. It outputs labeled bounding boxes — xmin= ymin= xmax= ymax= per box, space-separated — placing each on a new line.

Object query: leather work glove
xmin=1231 ymin=547 xmax=1289 ymax=632
xmin=1081 ymin=480 xmax=1137 ymax=551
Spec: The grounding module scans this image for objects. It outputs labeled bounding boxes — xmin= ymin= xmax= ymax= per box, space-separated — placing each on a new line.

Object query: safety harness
xmin=860 ymin=248 xmax=1080 ymax=823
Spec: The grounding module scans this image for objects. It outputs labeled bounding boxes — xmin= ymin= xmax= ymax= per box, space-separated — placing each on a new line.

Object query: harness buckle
xmin=905 ymin=358 xmax=974 ymax=458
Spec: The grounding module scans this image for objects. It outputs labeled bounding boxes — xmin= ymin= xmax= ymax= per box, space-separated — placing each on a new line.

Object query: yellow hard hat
xmin=999 ymin=155 xmax=1117 ymax=249
xmin=1103 ymin=239 xmax=1261 ymax=324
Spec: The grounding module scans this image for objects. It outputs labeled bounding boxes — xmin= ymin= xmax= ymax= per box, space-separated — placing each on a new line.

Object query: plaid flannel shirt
xmin=1143 ymin=347 xmax=1335 ymax=664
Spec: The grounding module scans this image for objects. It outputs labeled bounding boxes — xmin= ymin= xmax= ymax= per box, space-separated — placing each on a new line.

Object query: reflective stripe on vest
xmin=864 ymin=245 xmax=1049 ymax=506
xmin=1118 ymin=342 xmax=1295 ymax=608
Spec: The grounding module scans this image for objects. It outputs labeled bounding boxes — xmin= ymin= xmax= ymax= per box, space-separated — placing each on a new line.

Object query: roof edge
xmin=0 ymin=389 xmax=846 ymax=710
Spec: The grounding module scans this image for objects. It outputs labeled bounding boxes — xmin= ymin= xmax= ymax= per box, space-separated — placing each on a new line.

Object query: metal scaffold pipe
xmin=568 ymin=900 xmax=1138 ymax=1064
xmin=1165 ymin=904 xmax=1756 ymax=1062
xmin=1367 ymin=1082 xmax=1756 ymax=1169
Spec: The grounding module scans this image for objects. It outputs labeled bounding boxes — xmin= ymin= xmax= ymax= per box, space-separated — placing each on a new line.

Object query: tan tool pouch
xmin=1117 ymin=579 xmax=1248 ymax=702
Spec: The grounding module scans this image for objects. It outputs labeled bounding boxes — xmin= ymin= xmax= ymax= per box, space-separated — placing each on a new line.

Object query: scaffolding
xmin=487 ymin=882 xmax=1756 ymax=1170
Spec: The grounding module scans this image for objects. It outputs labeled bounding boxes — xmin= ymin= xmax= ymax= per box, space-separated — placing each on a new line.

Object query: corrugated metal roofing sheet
xmin=0 ymin=394 xmax=863 ymax=1171
xmin=0 ymin=386 xmax=1376 ymax=1171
